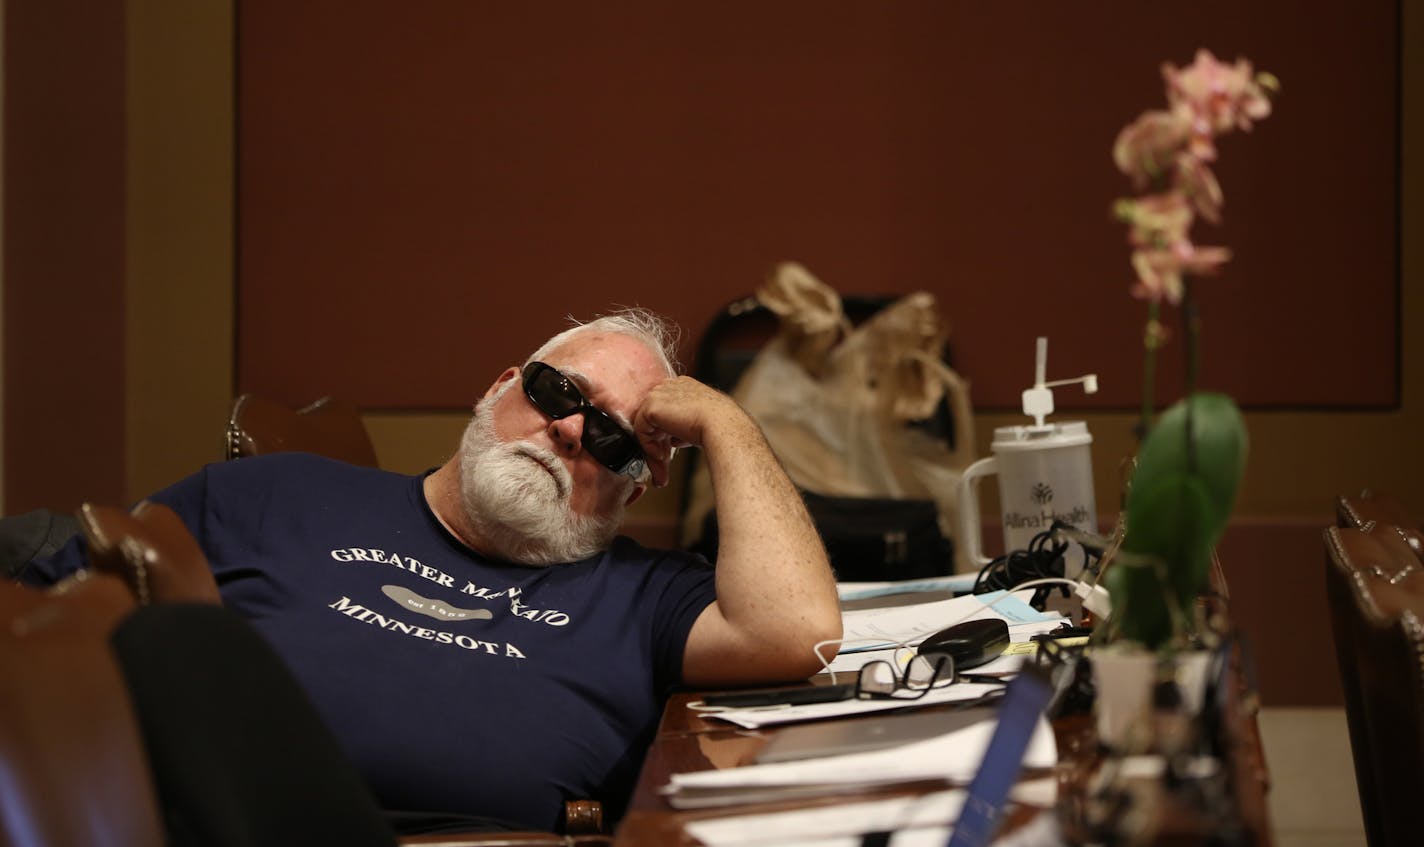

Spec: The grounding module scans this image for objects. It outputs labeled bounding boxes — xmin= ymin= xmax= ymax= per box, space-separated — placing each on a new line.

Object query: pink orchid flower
xmin=1116 ymin=192 xmax=1194 ymax=249
xmin=1113 ymin=109 xmax=1192 ymax=188
xmin=1114 ymin=51 xmax=1274 ymax=307
xmin=1130 ymin=239 xmax=1232 ymax=304
xmin=1163 ymin=49 xmax=1276 ymax=159
xmin=1172 ymin=152 xmax=1224 ymax=223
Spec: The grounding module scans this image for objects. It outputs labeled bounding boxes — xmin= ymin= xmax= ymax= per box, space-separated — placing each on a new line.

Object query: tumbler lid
xmin=1019 ymin=337 xmax=1097 ymax=429
xmin=992 ymin=420 xmax=1092 ymax=451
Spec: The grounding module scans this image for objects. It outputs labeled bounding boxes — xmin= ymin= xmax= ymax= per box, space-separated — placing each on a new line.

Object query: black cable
xmin=972 ymin=520 xmax=1085 ymax=606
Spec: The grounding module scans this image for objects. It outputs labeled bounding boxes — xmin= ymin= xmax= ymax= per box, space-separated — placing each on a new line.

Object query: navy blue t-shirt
xmin=27 ymin=453 xmax=717 ymax=830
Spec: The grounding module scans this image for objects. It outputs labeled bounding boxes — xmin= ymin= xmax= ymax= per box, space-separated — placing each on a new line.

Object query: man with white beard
xmin=23 ymin=308 xmax=841 ymax=835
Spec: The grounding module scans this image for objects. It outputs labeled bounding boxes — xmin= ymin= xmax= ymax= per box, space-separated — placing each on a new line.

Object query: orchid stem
xmin=1183 ymin=276 xmax=1199 ymax=472
xmin=1184 ymin=277 xmax=1200 ymax=398
xmin=1140 ymin=301 xmax=1160 ymax=441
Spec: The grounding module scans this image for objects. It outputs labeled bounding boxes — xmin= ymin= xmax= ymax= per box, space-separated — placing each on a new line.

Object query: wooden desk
xmin=617 ymin=691 xmax=1073 ymax=846
xmin=615 ymin=642 xmax=1273 ymax=846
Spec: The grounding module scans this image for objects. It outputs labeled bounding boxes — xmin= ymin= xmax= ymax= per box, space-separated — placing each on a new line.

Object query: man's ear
xmin=481 ymin=366 xmax=521 ymax=404
xmin=623 ymin=485 xmax=646 ymax=508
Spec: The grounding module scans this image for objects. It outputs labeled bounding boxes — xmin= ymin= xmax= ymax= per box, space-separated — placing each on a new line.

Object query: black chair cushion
xmin=1 ymin=509 xmax=80 ymax=580
xmin=110 ymin=603 xmax=397 ymax=847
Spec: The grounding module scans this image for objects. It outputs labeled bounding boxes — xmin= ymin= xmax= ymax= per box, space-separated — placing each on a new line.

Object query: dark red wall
xmin=237 ymin=1 xmax=1400 ymax=412
xmin=3 ymin=0 xmax=128 ymax=513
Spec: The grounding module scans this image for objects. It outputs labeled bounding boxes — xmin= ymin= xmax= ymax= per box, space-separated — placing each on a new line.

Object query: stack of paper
xmin=838 ymin=589 xmax=1065 ymax=653
xmin=837 ymin=573 xmax=979 ymax=602
xmin=662 ymin=712 xmax=1056 ymax=809
xmin=682 ymin=781 xmax=1060 ymax=847
xmin=814 ymin=589 xmax=1067 ymax=675
xmin=686 ymin=790 xmax=966 ymax=846
xmin=705 ymin=681 xmax=1006 ymax=730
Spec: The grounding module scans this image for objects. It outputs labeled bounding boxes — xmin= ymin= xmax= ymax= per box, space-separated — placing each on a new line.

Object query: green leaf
xmin=1105 ymin=558 xmax=1173 ymax=648
xmin=1110 ymin=392 xmax=1248 ymax=648
xmin=1121 ymin=471 xmax=1217 ymax=623
xmin=1129 ymin=392 xmax=1248 ymax=533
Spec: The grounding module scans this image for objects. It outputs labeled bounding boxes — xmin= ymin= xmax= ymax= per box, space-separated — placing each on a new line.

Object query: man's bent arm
xmin=634 ymin=377 xmax=841 ymax=687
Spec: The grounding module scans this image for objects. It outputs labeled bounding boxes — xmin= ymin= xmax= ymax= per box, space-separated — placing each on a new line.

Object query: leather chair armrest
xmin=393 ymin=799 xmax=608 ymax=847
xmin=398 ymin=835 xmax=609 ymax=846
xmin=227 ymin=393 xmax=379 ymax=467
xmin=562 ymin=800 xmax=603 ymax=835
xmin=0 ymin=574 xmax=165 ymax=845
xmin=78 ymin=501 xmax=222 ymax=605
xmin=1336 ymin=491 xmax=1424 ymax=561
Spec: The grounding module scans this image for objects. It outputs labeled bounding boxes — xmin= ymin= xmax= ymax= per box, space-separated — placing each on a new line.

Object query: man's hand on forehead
xmin=636 ymin=434 xmax=678 ymax=489
xmin=632 ymin=376 xmax=750 ymax=488
xmin=630 ymin=381 xmax=683 ymax=489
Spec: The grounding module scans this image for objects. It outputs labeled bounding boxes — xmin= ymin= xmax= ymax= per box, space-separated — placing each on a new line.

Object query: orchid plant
xmin=1103 ymin=50 xmax=1278 ymax=650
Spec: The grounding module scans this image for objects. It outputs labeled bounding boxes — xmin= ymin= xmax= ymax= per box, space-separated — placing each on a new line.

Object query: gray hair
xmin=526 ymin=307 xmax=682 ymax=377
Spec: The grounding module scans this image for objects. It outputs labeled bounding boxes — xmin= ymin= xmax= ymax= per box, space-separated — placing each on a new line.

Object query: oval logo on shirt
xmin=382 ymin=584 xmax=493 ymax=622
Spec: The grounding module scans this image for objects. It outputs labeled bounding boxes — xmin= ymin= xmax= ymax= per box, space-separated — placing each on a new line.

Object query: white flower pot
xmin=1091 ymin=648 xmax=1214 ymax=752
xmin=1091 ymin=648 xmax=1157 ymax=750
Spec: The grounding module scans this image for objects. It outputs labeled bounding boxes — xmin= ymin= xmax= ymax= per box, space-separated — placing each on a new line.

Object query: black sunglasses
xmin=520 ymin=361 xmax=647 ymax=480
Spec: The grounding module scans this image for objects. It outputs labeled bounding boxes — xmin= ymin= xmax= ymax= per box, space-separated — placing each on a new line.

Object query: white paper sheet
xmin=700 ymin=681 xmax=1004 ymax=729
xmin=699 ymin=827 xmax=955 ymax=847
xmin=837 ymin=573 xmax=979 ymax=601
xmin=663 ymin=714 xmax=1057 ymax=808
xmin=682 ymin=778 xmax=1060 ymax=846
xmin=685 ymin=790 xmax=965 ymax=845
xmin=820 ymin=619 xmax=1064 ymax=676
xmin=838 ymin=591 xmax=1064 ymax=653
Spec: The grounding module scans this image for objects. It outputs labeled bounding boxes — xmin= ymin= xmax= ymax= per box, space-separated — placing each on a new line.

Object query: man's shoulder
xmin=218 ymin=452 xmax=403 ymax=481
xmin=598 ymin=536 xmax=714 ymax=580
xmin=605 ymin=535 xmax=708 ymax=563
xmin=158 ymin=452 xmax=412 ymax=506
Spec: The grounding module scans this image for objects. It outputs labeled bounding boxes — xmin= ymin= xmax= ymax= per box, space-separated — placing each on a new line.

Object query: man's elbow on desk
xmin=681 ymin=603 xmax=843 ymax=688
xmin=778 ymin=614 xmax=844 ymax=680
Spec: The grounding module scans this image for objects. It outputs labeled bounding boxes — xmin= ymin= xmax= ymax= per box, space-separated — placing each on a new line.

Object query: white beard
xmin=456 ymin=396 xmax=626 ymax=566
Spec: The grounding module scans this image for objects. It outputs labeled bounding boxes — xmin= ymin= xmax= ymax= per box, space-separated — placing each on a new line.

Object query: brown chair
xmin=78 ymin=500 xmax=223 ymax=606
xmin=1324 ymin=495 xmax=1424 ymax=847
xmin=1336 ymin=489 xmax=1424 ymax=561
xmin=225 ymin=394 xmax=379 ymax=467
xmin=0 ymin=571 xmax=163 ymax=846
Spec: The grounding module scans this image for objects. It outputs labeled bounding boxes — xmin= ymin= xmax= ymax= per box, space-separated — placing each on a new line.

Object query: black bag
xmin=694 ymin=490 xmax=954 ymax=582
xmin=1 ymin=509 xmax=80 ymax=580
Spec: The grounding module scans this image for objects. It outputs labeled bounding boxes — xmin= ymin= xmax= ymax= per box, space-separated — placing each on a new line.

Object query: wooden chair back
xmin=1336 ymin=489 xmax=1424 ymax=560
xmin=0 ymin=572 xmax=164 ymax=846
xmin=79 ymin=500 xmax=223 ymax=606
xmin=1323 ymin=508 xmax=1424 ymax=847
xmin=226 ymin=394 xmax=378 ymax=467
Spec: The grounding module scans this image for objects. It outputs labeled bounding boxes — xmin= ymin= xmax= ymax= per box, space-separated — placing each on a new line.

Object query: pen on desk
xmin=958 ymin=672 xmax=1013 ymax=684
xmin=699 ymin=684 xmax=857 ymax=709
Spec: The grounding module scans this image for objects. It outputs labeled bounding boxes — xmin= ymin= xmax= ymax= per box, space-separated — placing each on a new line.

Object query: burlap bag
xmin=681 ymin=263 xmax=976 ymax=551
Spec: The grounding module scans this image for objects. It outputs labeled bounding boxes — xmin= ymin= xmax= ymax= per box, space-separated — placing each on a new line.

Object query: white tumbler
xmin=957 ymin=421 xmax=1098 ymax=575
